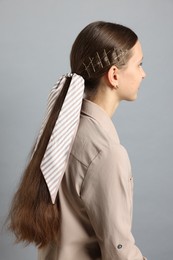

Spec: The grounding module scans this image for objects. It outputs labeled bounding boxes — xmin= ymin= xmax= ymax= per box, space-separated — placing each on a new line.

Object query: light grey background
xmin=0 ymin=0 xmax=173 ymax=259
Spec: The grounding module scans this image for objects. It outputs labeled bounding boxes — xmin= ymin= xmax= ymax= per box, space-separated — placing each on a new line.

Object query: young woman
xmin=8 ymin=21 xmax=147 ymax=260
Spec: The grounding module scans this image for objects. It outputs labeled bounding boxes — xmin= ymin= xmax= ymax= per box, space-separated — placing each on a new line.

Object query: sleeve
xmin=80 ymin=144 xmax=147 ymax=260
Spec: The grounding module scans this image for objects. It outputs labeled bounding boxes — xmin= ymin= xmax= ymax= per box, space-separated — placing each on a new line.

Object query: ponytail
xmin=7 ymin=78 xmax=71 ymax=248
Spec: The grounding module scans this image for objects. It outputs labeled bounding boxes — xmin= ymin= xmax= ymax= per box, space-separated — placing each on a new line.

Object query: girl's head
xmin=70 ymin=21 xmax=138 ymax=93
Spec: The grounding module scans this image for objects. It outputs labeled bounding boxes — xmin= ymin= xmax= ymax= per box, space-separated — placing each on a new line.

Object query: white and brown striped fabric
xmin=36 ymin=73 xmax=85 ymax=203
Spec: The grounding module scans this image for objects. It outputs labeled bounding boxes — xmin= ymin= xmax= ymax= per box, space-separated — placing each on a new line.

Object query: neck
xmin=87 ymin=87 xmax=120 ymax=117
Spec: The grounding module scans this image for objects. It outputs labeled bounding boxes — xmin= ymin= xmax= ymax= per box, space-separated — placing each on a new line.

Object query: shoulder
xmin=80 ymin=143 xmax=132 ymax=200
xmin=87 ymin=143 xmax=131 ymax=179
xmin=71 ymin=114 xmax=120 ymax=167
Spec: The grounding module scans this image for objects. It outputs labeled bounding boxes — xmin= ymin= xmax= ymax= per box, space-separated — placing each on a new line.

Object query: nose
xmin=141 ymin=67 xmax=146 ymax=79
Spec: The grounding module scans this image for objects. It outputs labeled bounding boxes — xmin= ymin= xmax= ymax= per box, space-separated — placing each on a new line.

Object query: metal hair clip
xmin=89 ymin=57 xmax=95 ymax=72
xmin=96 ymin=52 xmax=103 ymax=68
xmin=103 ymin=49 xmax=111 ymax=65
xmin=83 ymin=62 xmax=91 ymax=77
xmin=113 ymin=48 xmax=128 ymax=62
xmin=83 ymin=48 xmax=128 ymax=77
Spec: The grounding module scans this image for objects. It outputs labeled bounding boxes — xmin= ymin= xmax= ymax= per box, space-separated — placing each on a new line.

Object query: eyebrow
xmin=137 ymin=56 xmax=143 ymax=63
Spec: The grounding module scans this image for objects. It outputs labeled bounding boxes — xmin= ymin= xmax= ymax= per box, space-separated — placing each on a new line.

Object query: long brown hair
xmin=7 ymin=21 xmax=138 ymax=248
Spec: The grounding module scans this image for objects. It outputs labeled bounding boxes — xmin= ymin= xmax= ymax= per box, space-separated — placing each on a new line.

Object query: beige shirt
xmin=38 ymin=99 xmax=147 ymax=260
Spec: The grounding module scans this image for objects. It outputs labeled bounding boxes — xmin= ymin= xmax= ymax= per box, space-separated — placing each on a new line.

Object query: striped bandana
xmin=35 ymin=73 xmax=84 ymax=203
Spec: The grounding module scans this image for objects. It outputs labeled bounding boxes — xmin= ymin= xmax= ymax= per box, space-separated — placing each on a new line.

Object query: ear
xmin=107 ymin=65 xmax=119 ymax=89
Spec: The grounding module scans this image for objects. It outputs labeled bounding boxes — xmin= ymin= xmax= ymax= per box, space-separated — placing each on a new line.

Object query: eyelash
xmin=139 ymin=62 xmax=143 ymax=67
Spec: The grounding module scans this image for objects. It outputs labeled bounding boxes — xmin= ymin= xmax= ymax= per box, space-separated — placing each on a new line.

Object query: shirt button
xmin=117 ymin=244 xmax=123 ymax=249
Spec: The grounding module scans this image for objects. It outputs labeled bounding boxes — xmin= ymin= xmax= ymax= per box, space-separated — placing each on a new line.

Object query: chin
xmin=125 ymin=95 xmax=138 ymax=102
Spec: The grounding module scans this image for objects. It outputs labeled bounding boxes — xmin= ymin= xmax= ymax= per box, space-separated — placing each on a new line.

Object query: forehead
xmin=130 ymin=40 xmax=143 ymax=62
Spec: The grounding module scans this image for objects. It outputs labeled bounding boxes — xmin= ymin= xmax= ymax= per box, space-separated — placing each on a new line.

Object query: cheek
xmin=119 ymin=70 xmax=135 ymax=88
xmin=117 ymin=70 xmax=140 ymax=101
xmin=125 ymin=70 xmax=141 ymax=89
xmin=119 ymin=66 xmax=142 ymax=88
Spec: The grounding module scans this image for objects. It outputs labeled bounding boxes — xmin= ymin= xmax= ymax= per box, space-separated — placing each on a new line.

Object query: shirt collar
xmin=81 ymin=99 xmax=120 ymax=143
